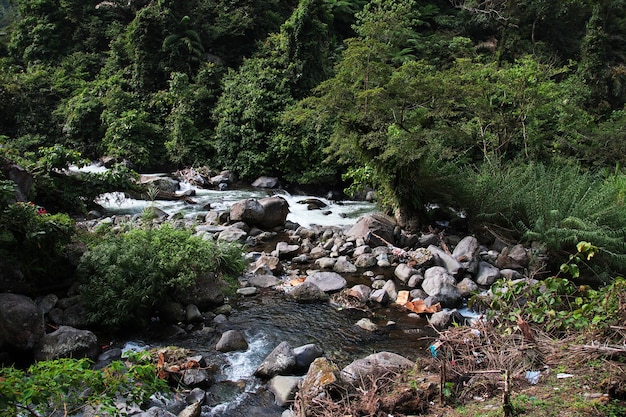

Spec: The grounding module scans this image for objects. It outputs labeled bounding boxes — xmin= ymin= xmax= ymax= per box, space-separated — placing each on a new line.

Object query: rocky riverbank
xmin=0 ymin=176 xmax=551 ymax=416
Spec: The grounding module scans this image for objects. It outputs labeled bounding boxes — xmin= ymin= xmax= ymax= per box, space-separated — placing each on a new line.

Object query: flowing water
xmin=89 ymin=171 xmax=437 ymax=415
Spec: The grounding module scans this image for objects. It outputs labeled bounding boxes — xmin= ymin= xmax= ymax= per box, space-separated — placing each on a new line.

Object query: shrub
xmin=464 ymin=162 xmax=626 ymax=275
xmin=0 ymin=356 xmax=168 ymax=417
xmin=77 ymin=224 xmax=246 ymax=330
xmin=0 ymin=201 xmax=75 ymax=282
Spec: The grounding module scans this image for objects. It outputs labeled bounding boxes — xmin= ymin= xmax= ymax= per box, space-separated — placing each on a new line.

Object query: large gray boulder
xmin=216 ymin=330 xmax=248 ymax=352
xmin=341 ymin=352 xmax=414 ymax=385
xmin=252 ymin=176 xmax=280 ymax=189
xmin=0 ymin=293 xmax=45 ymax=351
xmin=475 ymin=261 xmax=501 ymax=286
xmin=346 ymin=213 xmax=396 ymax=247
xmin=229 ymin=198 xmax=265 ymax=225
xmin=427 ymin=245 xmax=464 ymax=277
xmin=305 ymin=272 xmax=347 ymax=293
xmin=258 ymin=196 xmax=290 ymax=229
xmin=289 ymin=282 xmax=329 ymax=303
xmin=254 ymin=341 xmax=296 ymax=379
xmin=34 ymin=326 xmax=98 ymax=361
xmin=452 ymin=236 xmax=480 ymax=274
xmin=422 ymin=266 xmax=462 ymax=308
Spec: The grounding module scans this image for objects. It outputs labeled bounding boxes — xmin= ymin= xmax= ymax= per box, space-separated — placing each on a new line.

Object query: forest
xmin=1 ymin=0 xmax=626 ymax=278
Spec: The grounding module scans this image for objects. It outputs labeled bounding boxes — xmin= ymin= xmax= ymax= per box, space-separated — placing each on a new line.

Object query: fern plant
xmin=464 ymin=162 xmax=626 ymax=275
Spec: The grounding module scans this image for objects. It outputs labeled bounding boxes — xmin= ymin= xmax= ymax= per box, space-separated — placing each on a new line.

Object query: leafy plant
xmin=475 ymin=242 xmax=626 ymax=334
xmin=0 ymin=356 xmax=168 ymax=417
xmin=465 ymin=162 xmax=626 ymax=274
xmin=78 ymin=224 xmax=246 ymax=330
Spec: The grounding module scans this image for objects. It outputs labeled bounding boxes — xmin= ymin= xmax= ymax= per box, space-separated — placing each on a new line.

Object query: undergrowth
xmin=465 ymin=162 xmax=626 ymax=275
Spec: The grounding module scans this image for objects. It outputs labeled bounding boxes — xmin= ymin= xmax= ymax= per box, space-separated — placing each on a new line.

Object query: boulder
xmin=35 ymin=326 xmax=98 ymax=361
xmin=369 ymin=289 xmax=389 ymax=304
xmin=457 ymin=277 xmax=479 ymax=297
xmin=427 ymin=245 xmax=464 ymax=277
xmin=247 ymin=274 xmax=282 ymax=288
xmin=452 ymin=236 xmax=480 ymax=274
xmin=394 ymin=263 xmax=419 ymax=284
xmin=289 ymin=282 xmax=329 ymax=303
xmin=176 ymin=272 xmax=224 ymax=310
xmin=475 ymin=261 xmax=501 ymax=286
xmin=254 ymin=341 xmax=296 ymax=379
xmin=268 ymin=376 xmax=302 ymax=406
xmin=252 ymin=176 xmax=280 ymax=189
xmin=178 ymin=402 xmax=202 ymax=417
xmin=356 ymin=318 xmax=378 ymax=332
xmin=216 ymin=330 xmax=248 ymax=352
xmin=1 ymin=158 xmax=32 ymax=201
xmin=275 ymin=241 xmax=300 ymax=259
xmin=341 ymin=352 xmax=414 ymax=385
xmin=305 ymin=272 xmax=347 ymax=293
xmin=217 ymin=226 xmax=248 ymax=243
xmin=0 ymin=293 xmax=45 ymax=351
xmin=382 ymin=280 xmax=398 ymax=302
xmin=354 ymin=253 xmax=377 ymax=268
xmin=347 ymin=284 xmax=371 ymax=303
xmin=229 ymin=198 xmax=264 ymax=225
xmin=428 ymin=310 xmax=466 ymax=330
xmin=293 ymin=343 xmax=324 ymax=371
xmin=346 ymin=214 xmax=396 ymax=247
xmin=299 ymin=357 xmax=340 ymax=400
xmin=422 ymin=266 xmax=461 ymax=308
xmin=258 ymin=196 xmax=290 ymax=229
xmin=333 ymin=259 xmax=357 ymax=274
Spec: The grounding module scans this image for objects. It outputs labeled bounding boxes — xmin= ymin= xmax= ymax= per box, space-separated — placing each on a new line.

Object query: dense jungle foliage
xmin=1 ymin=0 xmax=626 ymax=276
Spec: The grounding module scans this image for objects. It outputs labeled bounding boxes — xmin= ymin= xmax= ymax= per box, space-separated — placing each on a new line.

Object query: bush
xmin=0 ymin=201 xmax=75 ymax=282
xmin=77 ymin=224 xmax=246 ymax=330
xmin=0 ymin=356 xmax=168 ymax=417
xmin=464 ymin=162 xmax=626 ymax=275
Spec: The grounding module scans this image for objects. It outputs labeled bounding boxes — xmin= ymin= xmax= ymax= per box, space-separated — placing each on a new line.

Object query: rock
xmin=341 ymin=352 xmax=414 ymax=385
xmin=299 ymin=357 xmax=340 ymax=400
xmin=138 ymin=176 xmax=179 ymax=193
xmin=427 ymin=245 xmax=464 ymax=277
xmin=394 ymin=263 xmax=419 ymax=284
xmin=229 ymin=198 xmax=264 ymax=225
xmin=369 ymin=289 xmax=389 ymax=304
xmin=252 ymin=176 xmax=280 ymax=189
xmin=237 ymin=287 xmax=258 ymax=296
xmin=35 ymin=326 xmax=98 ymax=361
xmin=0 ymin=293 xmax=45 ymax=351
xmin=496 ymin=244 xmax=529 ymax=269
xmin=346 ymin=213 xmax=396 ymax=247
xmin=293 ymin=343 xmax=324 ymax=371
xmin=182 ymin=369 xmax=212 ymax=388
xmin=258 ymin=196 xmax=290 ymax=229
xmin=274 ymin=241 xmax=300 ymax=260
xmin=309 ymin=246 xmax=327 ymax=259
xmin=333 ymin=259 xmax=357 ymax=273
xmin=253 ymin=253 xmax=283 ymax=275
xmin=475 ymin=261 xmax=501 ymax=286
xmin=217 ymin=226 xmax=248 ymax=243
xmin=452 ymin=236 xmax=480 ymax=274
xmin=37 ymin=294 xmax=59 ymax=315
xmin=297 ymin=198 xmax=327 ymax=210
xmin=186 ymin=388 xmax=207 ymax=405
xmin=315 ymin=257 xmax=337 ymax=269
xmin=1 ymin=158 xmax=32 ymax=201
xmin=382 ymin=280 xmax=398 ymax=302
xmin=289 ymin=282 xmax=330 ymax=303
xmin=255 ymin=341 xmax=296 ymax=379
xmin=422 ymin=266 xmax=461 ymax=308
xmin=500 ymin=268 xmax=523 ymax=280
xmin=247 ymin=274 xmax=282 ymax=288
xmin=508 ymin=244 xmax=530 ymax=267
xmin=176 ymin=272 xmax=224 ymax=310
xmin=347 ymin=285 xmax=371 ymax=303
xmin=94 ymin=347 xmax=122 ymax=369
xmin=354 ymin=253 xmax=377 ymax=268
xmin=186 ymin=304 xmax=203 ymax=323
xmin=305 ymin=272 xmax=347 ymax=293
xmin=428 ymin=310 xmax=466 ymax=330
xmin=216 ymin=330 xmax=248 ymax=352
xmin=60 ymin=303 xmax=89 ymax=328
xmin=419 ymin=233 xmax=439 ymax=247
xmin=178 ymin=401 xmax=202 ymax=417
xmin=136 ymin=407 xmax=177 ymax=417
xmin=160 ymin=301 xmax=186 ymax=324
xmin=457 ymin=277 xmax=479 ymax=297
xmin=268 ymin=375 xmax=302 ymax=406
xmin=407 ymin=273 xmax=424 ymax=288
xmin=356 ymin=318 xmax=378 ymax=331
